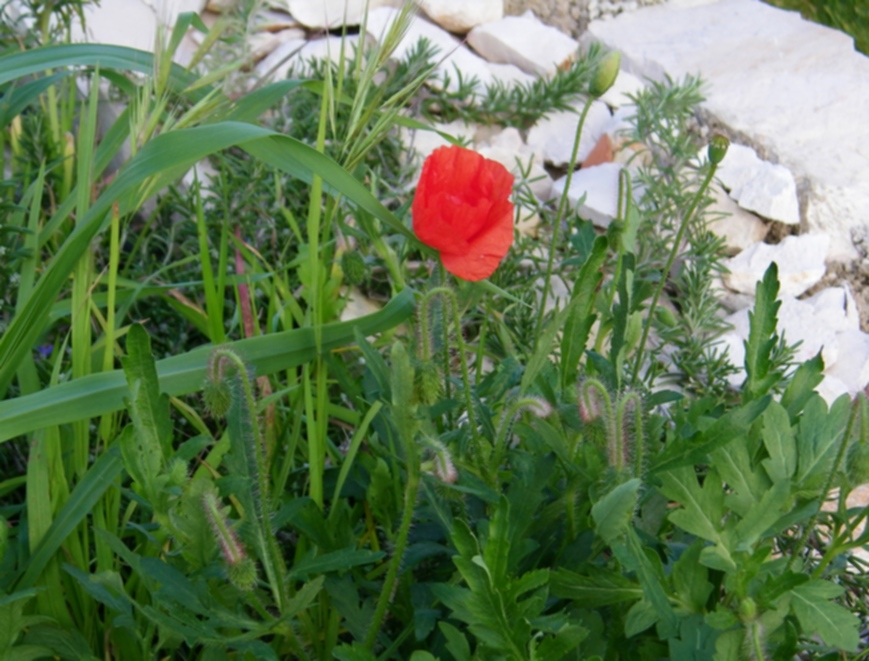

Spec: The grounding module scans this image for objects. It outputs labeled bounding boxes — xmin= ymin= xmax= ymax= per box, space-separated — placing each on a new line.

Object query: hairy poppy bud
xmin=412 ymin=145 xmax=515 ymax=281
xmin=341 ymin=251 xmax=367 ymax=286
xmin=590 ymin=51 xmax=621 ymax=98
xmin=708 ymin=134 xmax=730 ymax=166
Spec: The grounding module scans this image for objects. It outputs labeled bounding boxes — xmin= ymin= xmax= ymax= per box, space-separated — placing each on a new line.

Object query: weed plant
xmin=1 ymin=4 xmax=869 ymax=660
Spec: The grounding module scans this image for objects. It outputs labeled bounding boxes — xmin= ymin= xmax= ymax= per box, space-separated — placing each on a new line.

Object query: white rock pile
xmin=66 ymin=0 xmax=869 ymax=403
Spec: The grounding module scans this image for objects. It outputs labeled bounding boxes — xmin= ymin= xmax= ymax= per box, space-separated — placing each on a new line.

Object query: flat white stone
xmin=714 ymin=143 xmax=799 ymax=225
xmin=526 ymin=100 xmax=612 ymax=167
xmin=399 ymin=119 xmax=478 ymax=182
xmin=805 ymin=285 xmax=860 ymax=333
xmin=71 ymin=0 xmax=160 ymax=52
xmin=585 ymin=0 xmax=869 ymax=260
xmin=418 ymin=0 xmax=502 ymax=34
xmin=600 ymin=69 xmax=645 ymax=109
xmin=476 ymin=127 xmax=552 ymax=201
xmin=467 ymin=10 xmax=581 ymax=77
xmin=551 ymin=162 xmax=623 ymax=228
xmin=722 ymin=233 xmax=829 ymax=298
xmin=285 ymin=0 xmax=390 ymax=29
xmin=817 ymin=375 xmax=852 ymax=406
xmin=824 ymin=330 xmax=869 ymax=396
xmin=365 ymin=8 xmax=532 ymax=94
xmin=707 ymin=183 xmax=768 ymax=254
xmin=254 ymin=36 xmax=309 ymax=81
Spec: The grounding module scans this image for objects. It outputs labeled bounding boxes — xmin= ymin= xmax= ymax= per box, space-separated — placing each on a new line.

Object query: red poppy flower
xmin=412 ymin=145 xmax=515 ymax=281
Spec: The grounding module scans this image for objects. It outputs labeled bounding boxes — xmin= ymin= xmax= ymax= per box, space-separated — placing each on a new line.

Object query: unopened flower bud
xmin=228 ymin=556 xmax=258 ymax=592
xmin=204 ymin=351 xmax=233 ymax=418
xmin=341 ymin=251 xmax=367 ymax=286
xmin=415 ymin=361 xmax=443 ymax=407
xmin=738 ymin=597 xmax=757 ymax=622
xmin=589 ymin=51 xmax=621 ymax=98
xmin=707 ymin=134 xmax=730 ymax=166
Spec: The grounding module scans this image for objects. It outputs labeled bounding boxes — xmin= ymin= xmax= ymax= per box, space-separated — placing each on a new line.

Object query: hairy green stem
xmin=421 ymin=286 xmax=479 ymax=445
xmin=364 ymin=453 xmax=419 ymax=650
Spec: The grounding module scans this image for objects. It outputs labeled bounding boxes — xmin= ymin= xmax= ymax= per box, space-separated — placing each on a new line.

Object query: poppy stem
xmin=535 ymin=96 xmax=595 ymax=343
xmin=421 ymin=284 xmax=481 ymax=452
xmin=629 ymin=159 xmax=719 ymax=388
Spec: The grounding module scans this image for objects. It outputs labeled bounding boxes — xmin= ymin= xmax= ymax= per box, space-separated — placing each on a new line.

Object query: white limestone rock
xmin=526 ymin=100 xmax=612 ymax=167
xmin=824 ymin=330 xmax=869 ymax=397
xmin=248 ymin=27 xmax=306 ymax=62
xmin=476 ymin=127 xmax=552 ymax=201
xmin=805 ymin=285 xmax=860 ymax=333
xmin=418 ymin=0 xmax=502 ymax=34
xmin=585 ymin=0 xmax=869 ymax=260
xmin=254 ymin=36 xmax=309 ymax=81
xmin=399 ymin=119 xmax=478 ymax=183
xmin=707 ymin=183 xmax=768 ymax=255
xmin=467 ymin=10 xmax=581 ymax=77
xmin=551 ymin=163 xmax=623 ymax=228
xmin=284 ymin=0 xmax=389 ymax=29
xmin=600 ymin=69 xmax=645 ymax=109
xmin=71 ymin=0 xmax=160 ymax=52
xmin=722 ymin=234 xmax=829 ymax=298
xmin=715 ymin=143 xmax=799 ymax=225
xmin=366 ymin=8 xmax=534 ymax=94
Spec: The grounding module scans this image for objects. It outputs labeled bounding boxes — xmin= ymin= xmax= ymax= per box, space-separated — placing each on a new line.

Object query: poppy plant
xmin=412 ymin=145 xmax=515 ymax=281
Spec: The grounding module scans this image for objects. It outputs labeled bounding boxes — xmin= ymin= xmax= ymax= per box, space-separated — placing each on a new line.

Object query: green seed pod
xmin=590 ymin=51 xmax=621 ymax=98
xmin=341 ymin=250 xmax=367 ymax=286
xmin=708 ymin=134 xmax=730 ymax=165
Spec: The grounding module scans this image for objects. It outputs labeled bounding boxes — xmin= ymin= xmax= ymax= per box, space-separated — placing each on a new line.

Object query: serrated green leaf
xmin=591 ymin=479 xmax=640 ymax=544
xmin=790 ymin=580 xmax=859 ymax=651
xmin=650 ymin=397 xmax=769 ymax=474
xmin=671 ymin=541 xmax=712 ymax=614
xmin=624 ymin=599 xmax=657 ymax=637
xmin=796 ymin=393 xmax=851 ymax=491
xmin=550 ymin=569 xmax=642 ymax=607
xmin=288 ymin=549 xmax=385 ymax=581
xmin=780 ymin=352 xmax=824 ymax=419
xmin=743 ymin=263 xmax=783 ymax=400
xmin=439 ymin=621 xmax=471 ymax=661
xmin=483 ymin=497 xmax=511 ymax=585
xmin=761 ymin=401 xmax=797 ymax=483
xmin=658 ymin=467 xmax=724 ymax=544
xmin=561 ymin=235 xmax=608 ymax=386
xmin=733 ymin=480 xmax=790 ymax=551
xmin=534 ymin=622 xmax=588 ymax=659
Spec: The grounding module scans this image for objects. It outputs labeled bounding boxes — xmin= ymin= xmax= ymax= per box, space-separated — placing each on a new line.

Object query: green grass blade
xmin=0 ymin=44 xmax=206 ymax=101
xmin=16 ymin=445 xmax=124 ymax=590
xmin=0 ymin=289 xmax=415 ymax=443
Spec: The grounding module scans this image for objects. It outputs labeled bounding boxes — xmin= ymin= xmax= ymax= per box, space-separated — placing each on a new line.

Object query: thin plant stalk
xmin=630 ymin=160 xmax=719 ymax=387
xmin=535 ymin=96 xmax=595 ymax=342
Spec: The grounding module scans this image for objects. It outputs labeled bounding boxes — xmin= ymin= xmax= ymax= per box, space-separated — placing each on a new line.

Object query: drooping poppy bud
xmin=412 ymin=145 xmax=515 ymax=281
